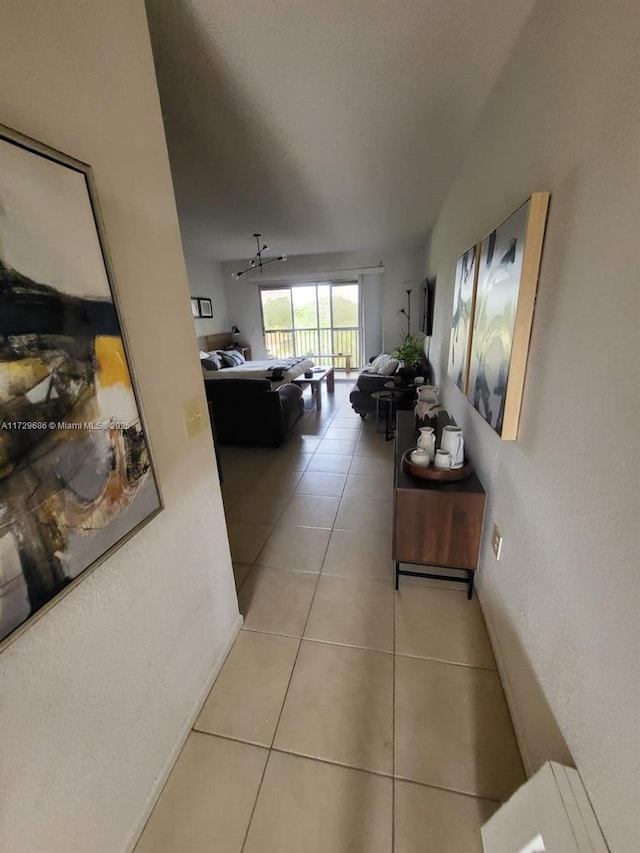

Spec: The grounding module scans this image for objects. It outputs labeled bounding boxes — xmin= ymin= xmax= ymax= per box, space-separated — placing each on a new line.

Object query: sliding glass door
xmin=260 ymin=282 xmax=361 ymax=369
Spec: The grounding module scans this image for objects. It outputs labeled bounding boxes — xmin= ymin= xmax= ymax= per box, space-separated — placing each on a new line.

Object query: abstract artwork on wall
xmin=448 ymin=244 xmax=479 ymax=394
xmin=0 ymin=125 xmax=162 ymax=647
xmin=467 ymin=193 xmax=549 ymax=439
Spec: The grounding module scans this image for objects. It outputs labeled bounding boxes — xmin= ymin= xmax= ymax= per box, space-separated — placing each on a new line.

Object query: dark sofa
xmin=204 ymin=379 xmax=304 ymax=446
xmin=349 ymin=354 xmax=432 ymax=418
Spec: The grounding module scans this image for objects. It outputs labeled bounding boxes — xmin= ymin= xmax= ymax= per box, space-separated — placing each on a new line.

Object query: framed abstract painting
xmin=448 ymin=244 xmax=479 ymax=394
xmin=0 ymin=125 xmax=162 ymax=647
xmin=467 ymin=193 xmax=549 ymax=439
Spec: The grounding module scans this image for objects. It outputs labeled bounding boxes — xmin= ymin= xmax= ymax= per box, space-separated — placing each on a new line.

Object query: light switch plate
xmin=183 ymin=396 xmax=207 ymax=439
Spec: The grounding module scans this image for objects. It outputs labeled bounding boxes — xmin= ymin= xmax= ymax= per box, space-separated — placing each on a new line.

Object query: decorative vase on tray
xmin=414 ymin=384 xmax=442 ymax=427
xmin=416 ymin=426 xmax=436 ymax=461
xmin=409 ymin=448 xmax=430 ymax=467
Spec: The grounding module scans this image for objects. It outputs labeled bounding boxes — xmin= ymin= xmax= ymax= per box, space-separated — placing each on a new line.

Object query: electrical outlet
xmin=491 ymin=524 xmax=503 ymax=560
xmin=183 ymin=396 xmax=206 ymax=439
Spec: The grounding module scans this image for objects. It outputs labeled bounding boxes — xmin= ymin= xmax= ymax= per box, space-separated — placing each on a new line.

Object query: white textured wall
xmin=427 ymin=1 xmax=640 ymax=850
xmin=185 ymin=250 xmax=229 ymax=338
xmin=0 ymin=2 xmax=239 ymax=852
xmin=222 ymin=246 xmax=425 ymax=361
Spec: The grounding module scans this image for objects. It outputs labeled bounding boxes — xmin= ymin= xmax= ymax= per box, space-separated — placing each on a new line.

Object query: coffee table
xmin=293 ymin=366 xmax=335 ymax=410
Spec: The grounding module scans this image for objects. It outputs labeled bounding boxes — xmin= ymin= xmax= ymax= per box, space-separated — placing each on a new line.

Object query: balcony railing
xmin=264 ymin=328 xmax=360 ymax=370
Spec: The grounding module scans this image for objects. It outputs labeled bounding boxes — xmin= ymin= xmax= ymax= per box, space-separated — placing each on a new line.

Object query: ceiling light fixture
xmin=232 ymin=233 xmax=287 ymax=279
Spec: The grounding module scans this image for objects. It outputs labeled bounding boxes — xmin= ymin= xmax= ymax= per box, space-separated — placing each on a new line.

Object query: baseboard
xmin=124 ymin=613 xmax=244 ymax=852
xmin=476 ymin=590 xmax=534 ymax=777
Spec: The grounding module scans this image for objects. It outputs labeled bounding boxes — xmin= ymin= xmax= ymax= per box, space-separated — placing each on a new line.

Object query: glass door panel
xmin=317 ymin=284 xmax=331 ymax=329
xmin=331 ymin=284 xmax=360 ymax=367
xmin=292 ymin=286 xmax=318 ymax=328
xmin=261 ymin=288 xmax=293 ymax=358
xmin=260 ymin=282 xmax=361 ymax=367
xmin=331 ymin=284 xmax=359 ymax=327
xmin=292 ymin=286 xmax=319 ymax=356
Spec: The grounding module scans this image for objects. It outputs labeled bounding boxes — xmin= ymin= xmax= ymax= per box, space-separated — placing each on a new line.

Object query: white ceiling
xmin=146 ymin=0 xmax=536 ymax=261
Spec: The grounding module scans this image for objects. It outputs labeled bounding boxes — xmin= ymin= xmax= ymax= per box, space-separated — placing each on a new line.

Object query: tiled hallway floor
xmin=135 ymin=381 xmax=524 ymax=852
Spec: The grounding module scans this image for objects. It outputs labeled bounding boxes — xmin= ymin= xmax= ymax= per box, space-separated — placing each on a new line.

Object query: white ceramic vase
xmin=416 ymin=426 xmax=436 ymax=461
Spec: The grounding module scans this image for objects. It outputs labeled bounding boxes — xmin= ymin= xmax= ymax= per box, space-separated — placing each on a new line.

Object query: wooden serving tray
xmin=401 ymin=448 xmax=474 ymax=482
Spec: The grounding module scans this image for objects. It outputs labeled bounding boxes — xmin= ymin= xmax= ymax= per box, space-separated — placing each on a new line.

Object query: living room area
xmin=2 ymin=1 xmax=638 ymax=852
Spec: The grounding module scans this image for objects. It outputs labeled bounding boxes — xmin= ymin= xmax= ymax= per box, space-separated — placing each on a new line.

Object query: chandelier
xmin=231 ymin=233 xmax=288 ymax=279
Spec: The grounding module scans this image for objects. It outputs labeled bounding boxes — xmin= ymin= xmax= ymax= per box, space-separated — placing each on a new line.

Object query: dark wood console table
xmin=393 ymin=411 xmax=486 ymax=598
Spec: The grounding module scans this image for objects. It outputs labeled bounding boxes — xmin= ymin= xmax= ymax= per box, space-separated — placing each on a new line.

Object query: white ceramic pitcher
xmin=440 ymin=425 xmax=464 ymax=469
xmin=416 ymin=426 xmax=436 ymax=461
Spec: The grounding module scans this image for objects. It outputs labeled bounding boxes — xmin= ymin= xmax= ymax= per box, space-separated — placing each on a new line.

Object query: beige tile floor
xmin=135 ymin=381 xmax=524 ymax=853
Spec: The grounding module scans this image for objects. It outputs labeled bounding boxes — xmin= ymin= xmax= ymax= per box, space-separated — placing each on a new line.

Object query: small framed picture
xmin=190 ymin=298 xmax=200 ymax=318
xmin=198 ymin=298 xmax=213 ymax=318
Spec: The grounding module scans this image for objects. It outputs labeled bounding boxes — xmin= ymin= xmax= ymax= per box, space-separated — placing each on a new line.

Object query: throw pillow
xmin=369 ymin=353 xmax=398 ymax=375
xmin=369 ymin=353 xmax=390 ymax=374
xmin=378 ymin=356 xmax=399 ymax=376
xmin=218 ymin=351 xmax=235 ymax=367
xmin=200 ymin=350 xmax=222 ymax=370
xmin=219 ymin=349 xmax=244 ymax=367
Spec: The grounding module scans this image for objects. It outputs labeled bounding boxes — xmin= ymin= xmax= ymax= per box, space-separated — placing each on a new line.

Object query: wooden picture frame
xmin=0 ymin=123 xmax=162 ymax=648
xmin=467 ymin=192 xmax=549 ymax=440
xmin=448 ymin=245 xmax=479 ymax=395
xmin=198 ymin=297 xmax=213 ymax=318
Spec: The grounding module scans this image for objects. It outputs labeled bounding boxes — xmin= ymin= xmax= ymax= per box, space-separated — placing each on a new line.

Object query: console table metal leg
xmin=385 ymin=401 xmax=394 ymax=441
xmin=467 ymin=570 xmax=475 ymax=600
xmin=394 ymin=562 xmax=476 ymax=600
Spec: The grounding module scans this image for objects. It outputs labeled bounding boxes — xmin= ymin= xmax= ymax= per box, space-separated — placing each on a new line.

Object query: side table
xmin=371 ymin=390 xmax=407 ymax=441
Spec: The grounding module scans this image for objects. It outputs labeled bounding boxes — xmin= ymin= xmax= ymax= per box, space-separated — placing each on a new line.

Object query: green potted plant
xmin=393 ymin=332 xmax=425 ymax=380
